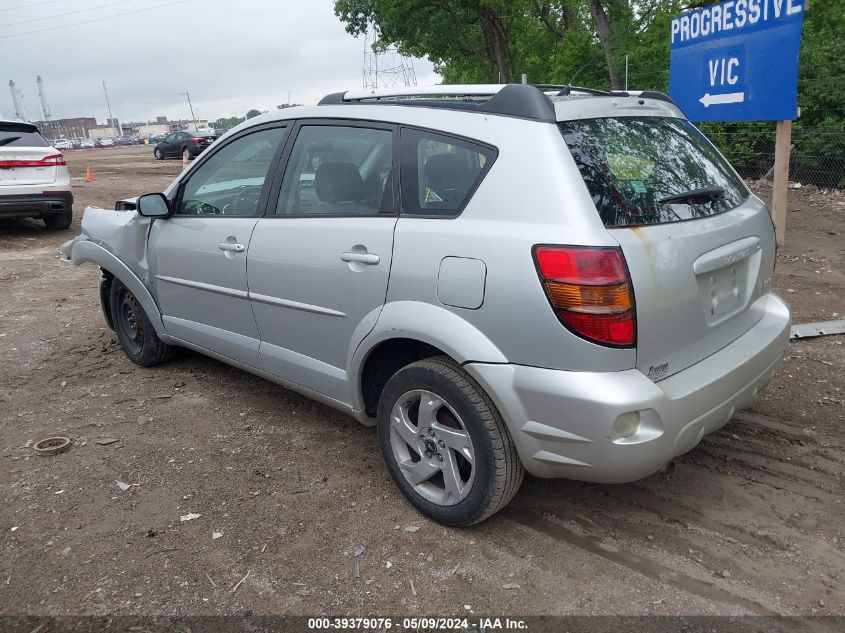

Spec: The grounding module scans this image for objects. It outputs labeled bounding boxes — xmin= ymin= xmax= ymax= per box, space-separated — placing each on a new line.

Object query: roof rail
xmin=532 ymin=84 xmax=618 ymax=97
xmin=318 ymin=84 xmax=557 ymax=122
xmin=316 ymin=84 xmax=679 ymax=121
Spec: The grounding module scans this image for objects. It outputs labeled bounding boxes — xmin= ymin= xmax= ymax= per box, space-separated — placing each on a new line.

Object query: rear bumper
xmin=0 ymin=191 xmax=73 ymax=218
xmin=464 ymin=293 xmax=791 ymax=483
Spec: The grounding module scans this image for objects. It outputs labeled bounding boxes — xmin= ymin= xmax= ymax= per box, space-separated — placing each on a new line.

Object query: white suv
xmin=1 ymin=120 xmax=73 ymax=229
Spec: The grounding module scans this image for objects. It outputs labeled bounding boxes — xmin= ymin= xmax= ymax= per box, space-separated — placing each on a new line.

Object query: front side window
xmin=399 ymin=128 xmax=496 ymax=216
xmin=276 ymin=125 xmax=394 ymax=216
xmin=558 ymin=117 xmax=749 ymax=228
xmin=177 ymin=127 xmax=287 ymax=216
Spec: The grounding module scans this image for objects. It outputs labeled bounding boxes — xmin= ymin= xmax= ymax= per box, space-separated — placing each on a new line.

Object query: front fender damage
xmin=59 ymin=206 xmax=165 ymax=334
xmin=60 ymin=206 xmax=152 ymax=282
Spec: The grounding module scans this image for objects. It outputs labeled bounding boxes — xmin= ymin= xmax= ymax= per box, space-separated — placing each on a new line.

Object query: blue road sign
xmin=669 ymin=0 xmax=805 ymax=122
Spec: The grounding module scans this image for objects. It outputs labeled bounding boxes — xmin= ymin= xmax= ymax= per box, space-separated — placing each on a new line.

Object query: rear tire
xmin=377 ymin=356 xmax=524 ymax=526
xmin=43 ymin=208 xmax=72 ymax=230
xmin=182 ymin=147 xmax=192 ymax=161
xmin=109 ymin=278 xmax=175 ymax=366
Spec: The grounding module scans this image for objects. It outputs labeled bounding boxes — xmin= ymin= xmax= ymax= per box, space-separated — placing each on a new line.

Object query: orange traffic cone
xmin=85 ymin=166 xmax=93 ymax=183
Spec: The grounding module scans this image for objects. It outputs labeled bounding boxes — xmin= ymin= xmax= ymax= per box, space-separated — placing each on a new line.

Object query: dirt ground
xmin=1 ymin=146 xmax=843 ymax=621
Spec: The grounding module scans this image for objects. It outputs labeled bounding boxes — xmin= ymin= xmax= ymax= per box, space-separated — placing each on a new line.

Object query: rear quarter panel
xmin=383 ymin=115 xmax=636 ymax=373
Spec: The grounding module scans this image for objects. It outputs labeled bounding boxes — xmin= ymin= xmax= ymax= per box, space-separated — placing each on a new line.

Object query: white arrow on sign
xmin=699 ymin=92 xmax=745 ymax=107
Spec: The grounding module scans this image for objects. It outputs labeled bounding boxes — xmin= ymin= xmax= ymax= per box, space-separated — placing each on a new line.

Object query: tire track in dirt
xmin=505 ymin=507 xmax=778 ymax=614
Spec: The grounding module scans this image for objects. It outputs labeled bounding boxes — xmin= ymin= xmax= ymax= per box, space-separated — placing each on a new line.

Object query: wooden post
xmin=771 ymin=120 xmax=792 ymax=246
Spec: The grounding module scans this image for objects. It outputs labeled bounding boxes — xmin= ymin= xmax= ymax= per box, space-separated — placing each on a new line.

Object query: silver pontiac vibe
xmin=60 ymin=84 xmax=791 ymax=526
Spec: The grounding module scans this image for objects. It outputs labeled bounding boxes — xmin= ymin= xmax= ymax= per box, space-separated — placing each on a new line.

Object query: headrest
xmin=315 ymin=162 xmax=366 ymax=204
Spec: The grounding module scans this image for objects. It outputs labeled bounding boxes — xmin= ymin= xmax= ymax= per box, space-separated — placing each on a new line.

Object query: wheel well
xmin=99 ymin=268 xmax=116 ymax=331
xmin=360 ymin=338 xmax=447 ymax=417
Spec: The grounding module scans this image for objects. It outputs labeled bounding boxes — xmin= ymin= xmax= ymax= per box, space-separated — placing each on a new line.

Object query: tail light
xmin=191 ymin=137 xmax=206 ymax=143
xmin=40 ymin=154 xmax=67 ymax=166
xmin=533 ymin=245 xmax=636 ymax=347
xmin=0 ymin=153 xmax=66 ymax=168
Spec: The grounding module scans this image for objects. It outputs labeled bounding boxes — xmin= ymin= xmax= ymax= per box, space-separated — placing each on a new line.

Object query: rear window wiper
xmin=0 ymin=136 xmax=22 ymax=146
xmin=658 ymin=186 xmax=725 ymax=205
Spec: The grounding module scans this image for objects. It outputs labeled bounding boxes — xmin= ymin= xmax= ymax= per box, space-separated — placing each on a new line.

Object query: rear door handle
xmin=218 ymin=242 xmax=245 ymax=253
xmin=341 ymin=252 xmax=380 ymax=265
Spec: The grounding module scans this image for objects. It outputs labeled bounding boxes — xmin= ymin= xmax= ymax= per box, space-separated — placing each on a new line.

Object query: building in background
xmin=35 ymin=117 xmax=97 ymax=140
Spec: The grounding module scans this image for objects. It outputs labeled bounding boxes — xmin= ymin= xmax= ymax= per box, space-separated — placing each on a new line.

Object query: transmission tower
xmin=363 ymin=24 xmax=417 ymax=90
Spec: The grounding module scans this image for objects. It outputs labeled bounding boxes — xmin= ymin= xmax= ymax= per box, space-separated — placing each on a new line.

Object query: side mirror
xmin=137 ymin=193 xmax=171 ymax=218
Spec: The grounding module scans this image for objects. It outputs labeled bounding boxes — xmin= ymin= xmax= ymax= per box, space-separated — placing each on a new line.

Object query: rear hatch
xmin=0 ymin=122 xmax=58 ymax=186
xmin=559 ymin=116 xmax=776 ymax=381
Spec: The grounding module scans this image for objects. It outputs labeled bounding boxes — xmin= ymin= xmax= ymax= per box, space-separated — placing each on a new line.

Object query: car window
xmin=558 ymin=117 xmax=749 ymax=227
xmin=0 ymin=122 xmax=49 ymax=148
xmin=399 ymin=128 xmax=496 ymax=216
xmin=275 ymin=125 xmax=393 ymax=216
xmin=177 ymin=127 xmax=287 ymax=217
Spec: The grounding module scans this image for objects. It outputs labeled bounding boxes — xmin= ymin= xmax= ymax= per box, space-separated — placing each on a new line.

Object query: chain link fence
xmin=701 ymin=121 xmax=845 ymax=189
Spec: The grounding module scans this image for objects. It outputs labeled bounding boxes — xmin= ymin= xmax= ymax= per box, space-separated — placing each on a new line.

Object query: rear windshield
xmin=559 ymin=117 xmax=748 ymax=227
xmin=0 ymin=123 xmax=49 ymax=148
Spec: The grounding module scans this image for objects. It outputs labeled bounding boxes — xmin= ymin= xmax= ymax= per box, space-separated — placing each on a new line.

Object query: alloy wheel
xmin=388 ymin=389 xmax=475 ymax=506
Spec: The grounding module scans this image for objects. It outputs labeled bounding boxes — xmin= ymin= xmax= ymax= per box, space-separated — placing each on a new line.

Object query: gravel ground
xmin=1 ymin=146 xmax=843 ymax=619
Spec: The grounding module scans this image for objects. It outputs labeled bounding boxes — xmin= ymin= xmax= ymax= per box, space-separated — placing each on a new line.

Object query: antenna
xmin=362 ymin=23 xmax=416 ymax=90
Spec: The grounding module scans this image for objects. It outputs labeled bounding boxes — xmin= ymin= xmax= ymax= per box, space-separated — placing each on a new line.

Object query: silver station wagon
xmin=61 ymin=84 xmax=791 ymax=526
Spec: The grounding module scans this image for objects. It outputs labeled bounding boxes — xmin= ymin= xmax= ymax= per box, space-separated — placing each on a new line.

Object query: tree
xmin=245 ymin=109 xmax=263 ymax=119
xmin=335 ymin=0 xmax=525 ymax=83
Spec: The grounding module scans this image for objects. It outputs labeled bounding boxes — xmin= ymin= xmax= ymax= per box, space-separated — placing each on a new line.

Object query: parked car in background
xmin=51 ymin=138 xmax=73 ymax=150
xmin=95 ymin=137 xmax=114 ymax=147
xmin=60 ymin=85 xmax=791 ymax=525
xmin=153 ymin=130 xmax=216 ymax=160
xmin=80 ymin=138 xmax=95 ymax=149
xmin=1 ymin=119 xmax=73 ymax=229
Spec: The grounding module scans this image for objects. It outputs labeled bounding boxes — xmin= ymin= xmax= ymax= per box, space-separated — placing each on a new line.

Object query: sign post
xmin=771 ymin=120 xmax=792 ymax=245
xmin=668 ymin=0 xmax=805 ymax=245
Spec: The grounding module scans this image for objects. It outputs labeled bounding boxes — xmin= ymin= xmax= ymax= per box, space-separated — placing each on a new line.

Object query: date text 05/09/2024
xmin=307 ymin=617 xmax=530 ymax=631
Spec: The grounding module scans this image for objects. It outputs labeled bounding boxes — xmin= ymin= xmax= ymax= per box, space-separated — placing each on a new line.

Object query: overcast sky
xmin=1 ymin=0 xmax=440 ymax=124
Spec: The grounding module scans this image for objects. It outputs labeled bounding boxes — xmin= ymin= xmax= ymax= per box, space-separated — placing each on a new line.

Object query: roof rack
xmin=317 ymin=84 xmax=677 ymax=121
xmin=319 ymin=84 xmax=556 ymax=122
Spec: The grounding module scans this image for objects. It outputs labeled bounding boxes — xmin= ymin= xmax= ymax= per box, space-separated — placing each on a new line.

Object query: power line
xmin=0 ymin=0 xmax=62 ymax=13
xmin=1 ymin=0 xmax=135 ymax=29
xmin=0 ymin=0 xmax=190 ymax=39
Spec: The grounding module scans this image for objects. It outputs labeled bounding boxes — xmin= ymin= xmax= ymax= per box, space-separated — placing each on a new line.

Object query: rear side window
xmin=558 ymin=117 xmax=748 ymax=228
xmin=0 ymin=123 xmax=49 ymax=148
xmin=399 ymin=128 xmax=496 ymax=216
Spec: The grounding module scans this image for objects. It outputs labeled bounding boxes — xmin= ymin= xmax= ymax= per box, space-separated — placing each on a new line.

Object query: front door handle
xmin=341 ymin=252 xmax=380 ymax=265
xmin=218 ymin=242 xmax=245 ymax=253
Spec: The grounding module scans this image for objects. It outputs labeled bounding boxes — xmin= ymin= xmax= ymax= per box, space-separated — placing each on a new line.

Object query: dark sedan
xmin=153 ymin=131 xmax=216 ymax=160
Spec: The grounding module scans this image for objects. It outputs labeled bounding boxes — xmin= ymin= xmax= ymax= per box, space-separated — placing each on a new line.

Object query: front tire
xmin=43 ymin=208 xmax=72 ymax=230
xmin=109 ymin=279 xmax=175 ymax=366
xmin=154 ymin=147 xmax=163 ymax=160
xmin=377 ymin=356 xmax=524 ymax=526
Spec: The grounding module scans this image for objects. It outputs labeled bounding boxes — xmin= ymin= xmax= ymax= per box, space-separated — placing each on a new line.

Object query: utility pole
xmin=184 ymin=91 xmax=197 ymax=129
xmin=102 ymin=80 xmax=119 ymax=136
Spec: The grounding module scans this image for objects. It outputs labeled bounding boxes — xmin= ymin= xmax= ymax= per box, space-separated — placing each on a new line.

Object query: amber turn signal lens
xmin=544 ymin=281 xmax=633 ymax=313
